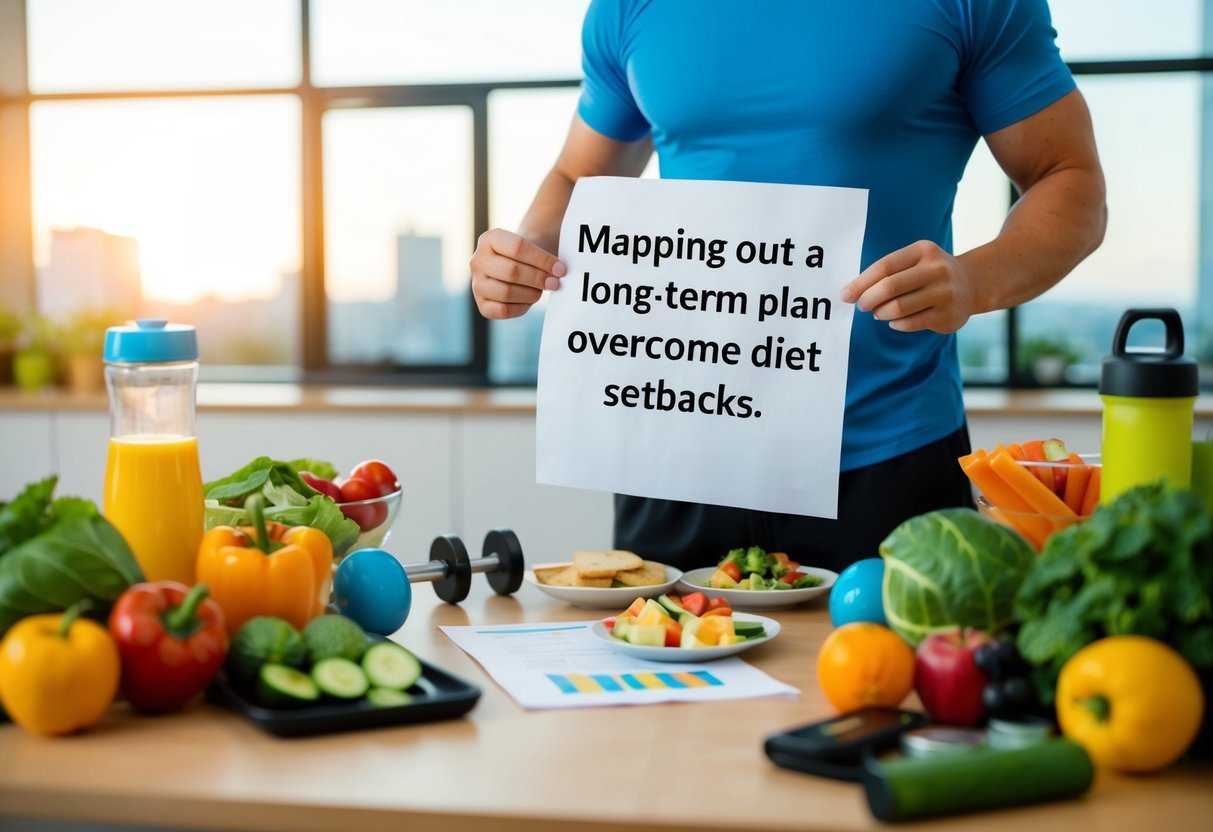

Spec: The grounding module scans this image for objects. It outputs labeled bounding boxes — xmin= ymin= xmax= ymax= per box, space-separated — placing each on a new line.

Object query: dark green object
xmin=863 ymin=738 xmax=1094 ymax=822
xmin=303 ymin=614 xmax=367 ymax=664
xmin=0 ymin=478 xmax=144 ymax=638
xmin=1015 ymin=482 xmax=1213 ymax=703
xmin=227 ymin=616 xmax=308 ymax=686
xmin=732 ymin=620 xmax=766 ymax=639
xmin=257 ymin=663 xmax=320 ymax=708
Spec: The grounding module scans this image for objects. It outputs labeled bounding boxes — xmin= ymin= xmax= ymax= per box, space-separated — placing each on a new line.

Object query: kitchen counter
xmin=6 ymin=383 xmax=1213 ymax=416
xmin=0 ymin=580 xmax=1209 ymax=832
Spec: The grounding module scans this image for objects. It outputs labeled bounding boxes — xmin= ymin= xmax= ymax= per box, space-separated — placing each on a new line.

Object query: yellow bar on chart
xmin=674 ymin=672 xmax=710 ymax=688
xmin=565 ymin=674 xmax=603 ymax=693
xmin=632 ymin=672 xmax=664 ymax=689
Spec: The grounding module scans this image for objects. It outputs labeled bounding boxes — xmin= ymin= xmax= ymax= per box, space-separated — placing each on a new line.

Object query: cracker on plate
xmin=572 ymin=549 xmax=643 ymax=578
xmin=613 ymin=560 xmax=667 ymax=587
xmin=533 ymin=563 xmax=574 ymax=586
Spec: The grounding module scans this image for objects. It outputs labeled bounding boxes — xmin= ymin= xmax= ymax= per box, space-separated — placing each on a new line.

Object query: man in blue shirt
xmin=470 ymin=0 xmax=1106 ymax=572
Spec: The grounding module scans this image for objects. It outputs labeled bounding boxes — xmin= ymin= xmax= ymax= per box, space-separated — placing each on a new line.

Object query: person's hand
xmin=470 ymin=229 xmax=567 ymax=320
xmin=839 ymin=241 xmax=983 ymax=334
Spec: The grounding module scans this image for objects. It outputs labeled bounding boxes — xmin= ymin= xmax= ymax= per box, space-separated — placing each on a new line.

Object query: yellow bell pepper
xmin=196 ymin=496 xmax=333 ymax=635
xmin=1056 ymin=635 xmax=1205 ymax=773
xmin=0 ymin=602 xmax=121 ymax=736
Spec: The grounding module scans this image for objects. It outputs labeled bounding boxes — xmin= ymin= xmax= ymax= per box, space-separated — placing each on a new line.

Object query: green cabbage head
xmin=880 ymin=508 xmax=1035 ymax=645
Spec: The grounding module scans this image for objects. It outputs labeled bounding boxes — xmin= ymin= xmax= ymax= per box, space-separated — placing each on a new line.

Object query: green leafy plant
xmin=55 ymin=306 xmax=121 ymax=356
xmin=1016 ymin=336 xmax=1081 ymax=378
xmin=1015 ymin=482 xmax=1213 ymax=703
xmin=0 ymin=477 xmax=144 ymax=637
xmin=880 ymin=508 xmax=1036 ymax=645
xmin=0 ymin=304 xmax=20 ymax=350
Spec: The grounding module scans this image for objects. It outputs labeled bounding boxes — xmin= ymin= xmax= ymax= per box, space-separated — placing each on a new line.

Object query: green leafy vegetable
xmin=880 ymin=508 xmax=1035 ymax=645
xmin=0 ymin=478 xmax=144 ymax=637
xmin=1015 ymin=482 xmax=1213 ymax=703
xmin=203 ymin=456 xmax=360 ymax=555
xmin=288 ymin=458 xmax=338 ymax=481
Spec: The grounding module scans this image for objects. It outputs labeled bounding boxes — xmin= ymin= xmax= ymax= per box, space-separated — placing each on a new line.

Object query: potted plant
xmin=1017 ymin=336 xmax=1080 ymax=386
xmin=56 ymin=306 xmax=117 ymax=394
xmin=0 ymin=303 xmax=19 ymax=385
xmin=12 ymin=314 xmax=59 ymax=393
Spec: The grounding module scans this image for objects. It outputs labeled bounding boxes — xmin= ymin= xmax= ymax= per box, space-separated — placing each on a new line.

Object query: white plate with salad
xmin=590 ymin=611 xmax=781 ymax=663
xmin=678 ymin=547 xmax=838 ymax=610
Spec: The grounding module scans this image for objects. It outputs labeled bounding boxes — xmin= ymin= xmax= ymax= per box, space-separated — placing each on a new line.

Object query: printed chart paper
xmin=440 ymin=621 xmax=799 ymax=710
xmin=536 ymin=177 xmax=869 ymax=518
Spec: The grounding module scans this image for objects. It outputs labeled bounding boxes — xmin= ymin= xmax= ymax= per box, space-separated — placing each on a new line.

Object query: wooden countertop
xmin=6 ymin=383 xmax=1213 ymax=417
xmin=0 ymin=581 xmax=1209 ymax=832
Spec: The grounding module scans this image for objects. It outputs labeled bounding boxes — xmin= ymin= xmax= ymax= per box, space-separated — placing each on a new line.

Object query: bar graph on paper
xmin=546 ymin=671 xmax=725 ymax=694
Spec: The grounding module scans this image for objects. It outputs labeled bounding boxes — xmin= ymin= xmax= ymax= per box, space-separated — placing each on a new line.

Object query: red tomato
xmin=300 ymin=471 xmax=342 ymax=501
xmin=720 ymin=561 xmax=743 ymax=582
xmin=348 ymin=460 xmax=400 ymax=497
xmin=706 ymin=597 xmax=731 ymax=611
xmin=338 ymin=477 xmax=389 ymax=531
xmin=681 ymin=592 xmax=708 ymax=617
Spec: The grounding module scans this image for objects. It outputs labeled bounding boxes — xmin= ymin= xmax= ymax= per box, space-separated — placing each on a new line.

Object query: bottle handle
xmin=1111 ymin=308 xmax=1185 ymax=359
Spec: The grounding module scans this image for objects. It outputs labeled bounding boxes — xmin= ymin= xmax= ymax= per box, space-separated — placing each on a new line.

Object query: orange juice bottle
xmin=102 ymin=319 xmax=203 ymax=584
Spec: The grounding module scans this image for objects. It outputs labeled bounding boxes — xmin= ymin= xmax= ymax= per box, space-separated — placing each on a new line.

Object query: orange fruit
xmin=816 ymin=622 xmax=915 ymax=712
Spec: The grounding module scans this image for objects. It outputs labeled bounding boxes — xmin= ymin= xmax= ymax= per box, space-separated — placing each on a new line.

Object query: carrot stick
xmin=1020 ymin=439 xmax=1054 ymax=491
xmin=1062 ymin=452 xmax=1092 ymax=515
xmin=959 ymin=453 xmax=1052 ymax=548
xmin=1006 ymin=443 xmax=1027 ymax=461
xmin=1080 ymin=467 xmax=1101 ymax=516
xmin=989 ymin=448 xmax=1076 ymax=522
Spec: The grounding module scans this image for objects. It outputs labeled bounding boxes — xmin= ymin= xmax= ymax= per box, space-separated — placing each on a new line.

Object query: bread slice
xmin=570 ymin=573 xmax=613 ymax=588
xmin=533 ymin=564 xmax=575 ymax=586
xmin=614 ymin=560 xmax=667 ymax=587
xmin=572 ymin=549 xmax=643 ymax=578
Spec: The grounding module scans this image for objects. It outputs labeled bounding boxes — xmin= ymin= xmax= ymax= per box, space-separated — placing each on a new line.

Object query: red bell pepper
xmin=108 ymin=581 xmax=229 ymax=713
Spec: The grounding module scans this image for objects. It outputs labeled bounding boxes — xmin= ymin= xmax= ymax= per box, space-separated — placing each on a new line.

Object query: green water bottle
xmin=1099 ymin=308 xmax=1198 ymax=504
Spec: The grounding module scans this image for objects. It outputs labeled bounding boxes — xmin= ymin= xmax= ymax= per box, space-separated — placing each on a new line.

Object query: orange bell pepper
xmin=196 ymin=496 xmax=333 ymax=635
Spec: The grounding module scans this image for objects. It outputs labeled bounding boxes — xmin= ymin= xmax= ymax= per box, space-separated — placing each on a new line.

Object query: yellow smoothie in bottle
xmin=103 ymin=434 xmax=204 ymax=584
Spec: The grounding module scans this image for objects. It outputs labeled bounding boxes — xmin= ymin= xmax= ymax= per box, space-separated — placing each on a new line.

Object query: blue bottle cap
xmin=103 ymin=318 xmax=199 ymax=364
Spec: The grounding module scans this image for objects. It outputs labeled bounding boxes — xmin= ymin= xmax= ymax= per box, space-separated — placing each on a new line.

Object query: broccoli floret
xmin=791 ymin=573 xmax=824 ymax=589
xmin=742 ymin=546 xmax=775 ymax=577
xmin=723 ymin=548 xmax=748 ymax=567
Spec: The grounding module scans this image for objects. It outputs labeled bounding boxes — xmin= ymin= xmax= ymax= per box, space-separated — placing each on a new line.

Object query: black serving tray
xmin=207 ymin=657 xmax=481 ymax=739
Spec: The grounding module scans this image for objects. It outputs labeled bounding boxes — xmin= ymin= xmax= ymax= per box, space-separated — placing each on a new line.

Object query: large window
xmin=2 ymin=0 xmax=1210 ymax=388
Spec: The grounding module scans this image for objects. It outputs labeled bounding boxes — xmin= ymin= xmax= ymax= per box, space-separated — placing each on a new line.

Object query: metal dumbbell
xmin=404 ymin=528 xmax=525 ymax=604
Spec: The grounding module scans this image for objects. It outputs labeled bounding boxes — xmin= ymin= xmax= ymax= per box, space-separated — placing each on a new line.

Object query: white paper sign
xmin=536 ymin=177 xmax=868 ymax=518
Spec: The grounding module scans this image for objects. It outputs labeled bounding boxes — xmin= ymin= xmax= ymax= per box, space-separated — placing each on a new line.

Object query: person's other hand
xmin=470 ymin=229 xmax=567 ymax=320
xmin=839 ymin=240 xmax=983 ymax=334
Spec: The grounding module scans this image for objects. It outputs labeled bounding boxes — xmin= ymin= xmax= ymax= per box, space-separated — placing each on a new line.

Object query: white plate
xmin=677 ymin=566 xmax=838 ymax=611
xmin=523 ymin=564 xmax=684 ymax=610
xmin=589 ymin=612 xmax=781 ymax=662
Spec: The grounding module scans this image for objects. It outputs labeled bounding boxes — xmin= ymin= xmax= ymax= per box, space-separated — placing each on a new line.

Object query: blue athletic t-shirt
xmin=577 ymin=0 xmax=1075 ymax=471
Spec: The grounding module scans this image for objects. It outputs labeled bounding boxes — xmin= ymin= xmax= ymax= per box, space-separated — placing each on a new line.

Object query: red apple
xmin=300 ymin=471 xmax=342 ymax=501
xmin=913 ymin=627 xmax=993 ymax=726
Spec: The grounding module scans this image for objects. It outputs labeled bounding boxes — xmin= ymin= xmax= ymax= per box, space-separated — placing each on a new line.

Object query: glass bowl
xmin=332 ymin=488 xmax=403 ymax=562
xmin=975 ymin=495 xmax=1086 ymax=551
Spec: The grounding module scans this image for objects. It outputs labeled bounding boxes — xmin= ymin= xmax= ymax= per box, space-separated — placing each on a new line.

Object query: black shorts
xmin=613 ymin=425 xmax=975 ymax=574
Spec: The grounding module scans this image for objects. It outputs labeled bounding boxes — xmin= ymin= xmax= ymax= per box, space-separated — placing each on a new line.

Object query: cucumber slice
xmin=257 ymin=663 xmax=320 ymax=708
xmin=656 ymin=595 xmax=685 ymax=618
xmin=361 ymin=642 xmax=422 ymax=691
xmin=733 ymin=620 xmax=765 ymax=639
xmin=311 ymin=657 xmax=370 ymax=700
xmin=366 ymin=687 xmax=413 ymax=708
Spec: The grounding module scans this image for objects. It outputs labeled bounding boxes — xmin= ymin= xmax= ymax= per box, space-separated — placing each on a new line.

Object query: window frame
xmin=0 ymin=0 xmax=1208 ymax=388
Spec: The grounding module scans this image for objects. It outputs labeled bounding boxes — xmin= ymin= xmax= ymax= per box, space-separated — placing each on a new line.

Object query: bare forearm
xmin=517 ymin=167 xmax=577 ymax=254
xmin=960 ymin=165 xmax=1107 ymax=314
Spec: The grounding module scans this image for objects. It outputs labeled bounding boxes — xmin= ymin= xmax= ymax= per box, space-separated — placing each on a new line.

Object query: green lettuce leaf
xmin=288 ymin=458 xmax=338 ymax=482
xmin=0 ymin=477 xmax=59 ymax=556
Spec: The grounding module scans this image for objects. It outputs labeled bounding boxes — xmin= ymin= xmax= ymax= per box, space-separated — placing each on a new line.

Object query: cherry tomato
xmin=348 ymin=460 xmax=400 ymax=497
xmin=300 ymin=471 xmax=342 ymax=501
xmin=338 ymin=477 xmax=389 ymax=531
